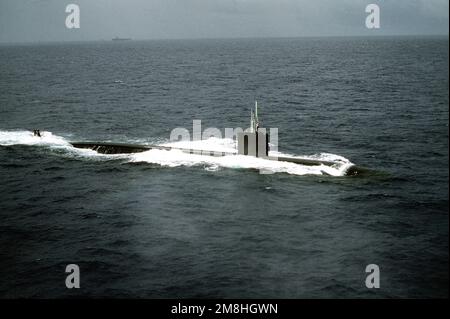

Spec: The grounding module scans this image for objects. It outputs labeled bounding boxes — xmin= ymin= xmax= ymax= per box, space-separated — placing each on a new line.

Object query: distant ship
xmin=112 ymin=37 xmax=131 ymax=41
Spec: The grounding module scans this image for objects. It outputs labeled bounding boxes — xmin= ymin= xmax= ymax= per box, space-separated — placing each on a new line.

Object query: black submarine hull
xmin=71 ymin=142 xmax=155 ymax=154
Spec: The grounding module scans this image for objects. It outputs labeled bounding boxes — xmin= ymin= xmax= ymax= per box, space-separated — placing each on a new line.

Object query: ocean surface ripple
xmin=0 ymin=37 xmax=448 ymax=298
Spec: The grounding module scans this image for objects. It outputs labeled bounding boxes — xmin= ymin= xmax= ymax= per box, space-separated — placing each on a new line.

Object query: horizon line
xmin=0 ymin=33 xmax=448 ymax=46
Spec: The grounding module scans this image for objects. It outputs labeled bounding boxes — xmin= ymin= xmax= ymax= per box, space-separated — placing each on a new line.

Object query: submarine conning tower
xmin=237 ymin=101 xmax=269 ymax=158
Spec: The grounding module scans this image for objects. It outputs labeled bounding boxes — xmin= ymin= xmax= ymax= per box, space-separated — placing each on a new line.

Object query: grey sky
xmin=0 ymin=0 xmax=448 ymax=43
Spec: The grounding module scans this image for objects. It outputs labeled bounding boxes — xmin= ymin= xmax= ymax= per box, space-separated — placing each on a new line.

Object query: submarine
xmin=68 ymin=102 xmax=358 ymax=175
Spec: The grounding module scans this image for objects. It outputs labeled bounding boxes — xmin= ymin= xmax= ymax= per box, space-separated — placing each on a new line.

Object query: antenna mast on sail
xmin=249 ymin=100 xmax=261 ymax=133
xmin=254 ymin=100 xmax=259 ymax=132
xmin=250 ymin=109 xmax=255 ymax=133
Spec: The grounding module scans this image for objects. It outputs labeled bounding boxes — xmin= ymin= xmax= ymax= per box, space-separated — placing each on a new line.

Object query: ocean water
xmin=0 ymin=37 xmax=448 ymax=298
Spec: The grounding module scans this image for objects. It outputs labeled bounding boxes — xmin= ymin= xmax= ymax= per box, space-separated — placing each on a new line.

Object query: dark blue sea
xmin=0 ymin=36 xmax=448 ymax=298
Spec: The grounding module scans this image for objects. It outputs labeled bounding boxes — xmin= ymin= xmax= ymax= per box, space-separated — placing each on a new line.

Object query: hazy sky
xmin=0 ymin=0 xmax=448 ymax=42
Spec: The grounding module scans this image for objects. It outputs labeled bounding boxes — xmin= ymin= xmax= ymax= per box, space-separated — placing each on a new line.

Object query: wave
xmin=0 ymin=130 xmax=116 ymax=160
xmin=0 ymin=130 xmax=70 ymax=147
xmin=0 ymin=130 xmax=354 ymax=176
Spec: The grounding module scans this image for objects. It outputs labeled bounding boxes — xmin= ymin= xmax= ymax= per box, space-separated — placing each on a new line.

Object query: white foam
xmin=0 ymin=131 xmax=354 ymax=176
xmin=133 ymin=137 xmax=354 ymax=176
xmin=0 ymin=130 xmax=123 ymax=160
xmin=161 ymin=137 xmax=237 ymax=154
xmin=0 ymin=130 xmax=70 ymax=147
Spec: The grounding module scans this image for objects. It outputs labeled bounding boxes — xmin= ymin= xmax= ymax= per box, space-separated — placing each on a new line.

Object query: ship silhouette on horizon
xmin=112 ymin=36 xmax=131 ymax=41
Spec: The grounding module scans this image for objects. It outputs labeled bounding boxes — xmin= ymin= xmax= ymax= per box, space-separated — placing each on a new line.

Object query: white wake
xmin=0 ymin=130 xmax=354 ymax=176
xmin=132 ymin=137 xmax=354 ymax=176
